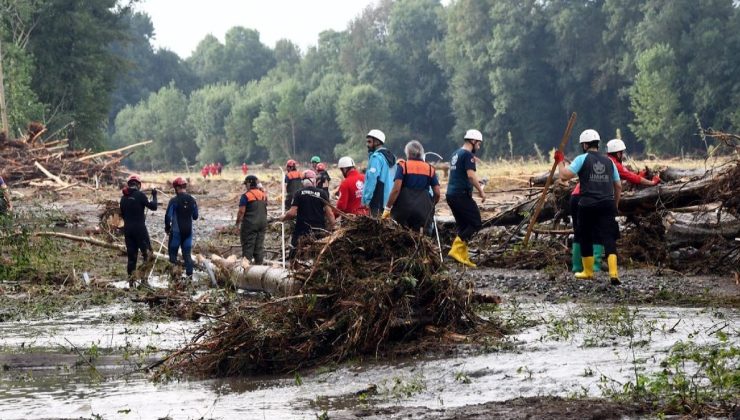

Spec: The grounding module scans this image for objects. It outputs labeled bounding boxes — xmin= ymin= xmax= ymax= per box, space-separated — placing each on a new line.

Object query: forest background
xmin=2 ymin=0 xmax=739 ymax=170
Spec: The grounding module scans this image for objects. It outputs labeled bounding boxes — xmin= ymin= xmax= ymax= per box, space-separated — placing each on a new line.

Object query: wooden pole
xmin=0 ymin=39 xmax=9 ymax=135
xmin=76 ymin=140 xmax=152 ymax=162
xmin=522 ymin=112 xmax=577 ymax=246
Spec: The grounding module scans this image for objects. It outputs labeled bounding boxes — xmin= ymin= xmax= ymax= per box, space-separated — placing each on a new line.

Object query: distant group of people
xmin=200 ymin=162 xmax=223 ymax=179
xmin=116 ymin=126 xmax=657 ymax=287
xmin=256 ymin=128 xmax=486 ymax=267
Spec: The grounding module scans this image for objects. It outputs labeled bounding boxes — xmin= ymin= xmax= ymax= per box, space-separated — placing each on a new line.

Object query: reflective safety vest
xmin=243 ymin=188 xmax=268 ymax=227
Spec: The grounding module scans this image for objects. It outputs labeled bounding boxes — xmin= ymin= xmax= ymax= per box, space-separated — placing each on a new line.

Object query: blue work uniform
xmin=446 ymin=148 xmax=481 ymax=242
xmin=165 ymin=193 xmax=199 ymax=275
xmin=391 ymin=159 xmax=439 ymax=231
xmin=362 ymin=148 xmax=396 ymax=215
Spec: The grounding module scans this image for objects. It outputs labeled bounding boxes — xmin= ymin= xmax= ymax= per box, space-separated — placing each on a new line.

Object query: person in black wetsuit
xmin=165 ymin=177 xmax=199 ymax=278
xmin=119 ymin=175 xmax=157 ymax=285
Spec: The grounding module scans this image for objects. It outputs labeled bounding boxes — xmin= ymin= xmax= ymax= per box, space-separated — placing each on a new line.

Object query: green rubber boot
xmin=593 ymin=244 xmax=604 ymax=273
xmin=571 ymin=243 xmax=582 ymax=272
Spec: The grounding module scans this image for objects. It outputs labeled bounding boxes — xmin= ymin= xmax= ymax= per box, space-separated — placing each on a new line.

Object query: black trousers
xmin=446 ymin=192 xmax=482 ymax=242
xmin=124 ymin=225 xmax=151 ymax=275
xmin=578 ymin=201 xmax=618 ymax=258
xmin=241 ymin=223 xmax=266 ymax=264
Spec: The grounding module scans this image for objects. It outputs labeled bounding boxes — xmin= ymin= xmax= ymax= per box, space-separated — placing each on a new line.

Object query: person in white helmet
xmin=605 ymin=139 xmax=661 ymax=187
xmin=362 ymin=129 xmax=396 ymax=216
xmin=555 ymin=129 xmax=622 ymax=285
xmin=446 ymin=129 xmax=486 ymax=267
xmin=336 ymin=156 xmax=368 ymax=216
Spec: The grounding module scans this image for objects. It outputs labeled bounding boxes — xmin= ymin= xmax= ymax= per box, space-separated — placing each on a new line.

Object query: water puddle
xmin=0 ymin=303 xmax=736 ymax=419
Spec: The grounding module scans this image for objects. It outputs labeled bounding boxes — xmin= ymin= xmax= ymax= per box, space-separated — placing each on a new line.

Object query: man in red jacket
xmin=606 ymin=139 xmax=660 ymax=187
xmin=335 ymin=156 xmax=368 ymax=216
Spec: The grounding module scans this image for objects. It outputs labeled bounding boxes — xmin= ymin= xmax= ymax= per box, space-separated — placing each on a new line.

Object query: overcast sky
xmin=134 ymin=0 xmax=381 ymax=59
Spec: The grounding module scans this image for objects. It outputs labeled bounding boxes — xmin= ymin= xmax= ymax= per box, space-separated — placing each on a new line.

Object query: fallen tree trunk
xmin=659 ymin=167 xmax=708 ymax=182
xmin=664 ymin=211 xmax=740 ymax=247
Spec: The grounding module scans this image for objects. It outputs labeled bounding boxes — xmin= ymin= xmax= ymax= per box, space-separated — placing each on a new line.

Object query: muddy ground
xmin=1 ymin=169 xmax=738 ymax=419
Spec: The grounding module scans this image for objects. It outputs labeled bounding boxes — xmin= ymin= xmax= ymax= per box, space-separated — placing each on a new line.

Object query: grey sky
xmin=134 ymin=0 xmax=380 ymax=58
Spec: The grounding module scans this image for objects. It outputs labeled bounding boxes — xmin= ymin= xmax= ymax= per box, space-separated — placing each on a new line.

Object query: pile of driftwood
xmin=0 ymin=122 xmax=150 ymax=188
xmin=458 ymin=131 xmax=740 ymax=274
xmin=154 ymin=217 xmax=497 ymax=378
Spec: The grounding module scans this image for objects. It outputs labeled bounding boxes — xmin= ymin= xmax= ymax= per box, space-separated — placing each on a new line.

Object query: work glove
xmin=651 ymin=175 xmax=661 ymax=185
xmin=382 ymin=207 xmax=391 ymax=219
xmin=151 ymin=188 xmax=157 ymax=197
xmin=554 ymin=150 xmax=565 ymax=164
xmin=165 ymin=225 xmax=171 ymax=234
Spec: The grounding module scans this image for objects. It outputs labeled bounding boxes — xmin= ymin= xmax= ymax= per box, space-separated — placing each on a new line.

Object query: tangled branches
xmin=156 ymin=217 xmax=494 ymax=378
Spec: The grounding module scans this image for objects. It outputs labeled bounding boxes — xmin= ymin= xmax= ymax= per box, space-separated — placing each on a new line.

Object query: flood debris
xmin=0 ymin=123 xmax=151 ymax=188
xmin=154 ymin=217 xmax=499 ymax=377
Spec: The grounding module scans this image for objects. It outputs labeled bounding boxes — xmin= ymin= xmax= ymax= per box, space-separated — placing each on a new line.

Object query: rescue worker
xmin=336 ymin=157 xmax=367 ymax=216
xmin=316 ymin=162 xmax=331 ymax=192
xmin=241 ymin=162 xmax=248 ymax=176
xmin=570 ymin=139 xmax=660 ymax=272
xmin=280 ymin=170 xmax=335 ymax=259
xmin=201 ymin=165 xmax=209 ymax=179
xmin=569 ymin=183 xmax=604 ymax=273
xmin=216 ymin=162 xmax=223 ymax=175
xmin=556 ymin=129 xmax=622 ymax=285
xmin=0 ymin=175 xmax=12 ymax=215
xmin=284 ymin=159 xmax=303 ymax=210
xmin=119 ymin=175 xmax=157 ymax=284
xmin=606 ymin=139 xmax=661 ymax=187
xmin=446 ymin=129 xmax=486 ymax=267
xmin=362 ymin=129 xmax=396 ymax=216
xmin=310 ymin=155 xmax=321 ymax=171
xmin=165 ymin=177 xmax=199 ymax=278
xmin=236 ymin=175 xmax=268 ymax=264
xmin=383 ymin=140 xmax=440 ymax=232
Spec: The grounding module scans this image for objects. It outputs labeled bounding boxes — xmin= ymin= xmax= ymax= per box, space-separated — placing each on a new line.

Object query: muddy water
xmin=1 ymin=303 xmax=736 ymax=419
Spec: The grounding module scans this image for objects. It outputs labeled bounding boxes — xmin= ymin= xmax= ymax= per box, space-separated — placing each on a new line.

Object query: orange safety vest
xmin=398 ymin=159 xmax=435 ymax=180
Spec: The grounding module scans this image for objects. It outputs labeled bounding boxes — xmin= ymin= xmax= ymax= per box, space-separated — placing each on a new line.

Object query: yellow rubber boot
xmin=459 ymin=240 xmax=477 ymax=268
xmin=448 ymin=236 xmax=475 ymax=267
xmin=448 ymin=236 xmax=462 ymax=258
xmin=607 ymin=254 xmax=620 ymax=285
xmin=574 ymin=256 xmax=594 ymax=280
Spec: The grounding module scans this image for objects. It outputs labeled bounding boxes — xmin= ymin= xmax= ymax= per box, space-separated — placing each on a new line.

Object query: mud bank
xmin=1 ymin=303 xmax=736 ymax=419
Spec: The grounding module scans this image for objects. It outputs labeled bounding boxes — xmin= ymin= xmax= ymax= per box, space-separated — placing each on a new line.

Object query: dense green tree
xmin=187 ymin=83 xmax=239 ymax=163
xmin=335 ymin=83 xmax=390 ymax=160
xmin=112 ymin=83 xmax=195 ymax=169
xmin=432 ymin=0 xmax=497 ymax=155
xmin=488 ymin=0 xmax=561 ymax=155
xmin=27 ymin=0 xmax=130 ymax=149
xmin=629 ymin=44 xmax=689 ymax=154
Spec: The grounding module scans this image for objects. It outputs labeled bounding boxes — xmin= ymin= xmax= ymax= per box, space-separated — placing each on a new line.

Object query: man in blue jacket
xmin=165 ymin=177 xmax=199 ymax=278
xmin=362 ymin=129 xmax=396 ymax=216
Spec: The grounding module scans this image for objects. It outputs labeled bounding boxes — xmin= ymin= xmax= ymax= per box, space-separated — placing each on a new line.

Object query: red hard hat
xmin=127 ymin=175 xmax=142 ymax=184
xmin=172 ymin=177 xmax=187 ymax=188
xmin=286 ymin=159 xmax=297 ymax=168
xmin=316 ymin=163 xmax=327 ymax=171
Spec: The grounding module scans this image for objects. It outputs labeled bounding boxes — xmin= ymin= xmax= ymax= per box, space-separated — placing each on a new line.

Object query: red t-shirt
xmin=607 ymin=155 xmax=643 ymax=185
xmin=336 ymin=169 xmax=368 ymax=215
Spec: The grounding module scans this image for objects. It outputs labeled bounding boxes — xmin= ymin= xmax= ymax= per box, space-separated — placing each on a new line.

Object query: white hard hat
xmin=337 ymin=156 xmax=355 ymax=169
xmin=366 ymin=129 xmax=386 ymax=144
xmin=579 ymin=129 xmax=600 ymax=143
xmin=464 ymin=129 xmax=483 ymax=142
xmin=606 ymin=139 xmax=626 ymax=153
